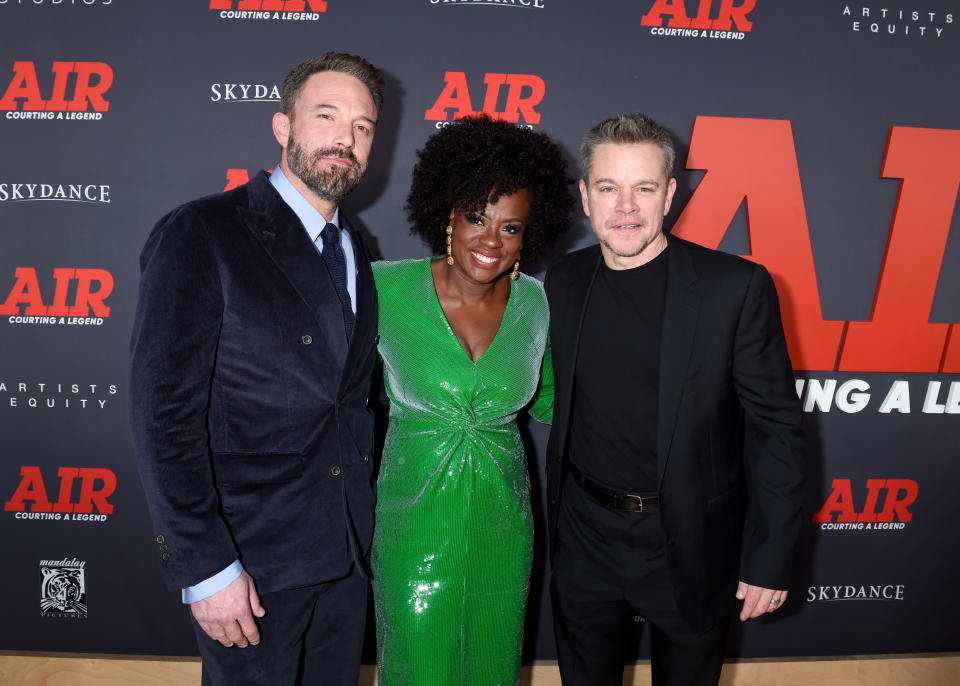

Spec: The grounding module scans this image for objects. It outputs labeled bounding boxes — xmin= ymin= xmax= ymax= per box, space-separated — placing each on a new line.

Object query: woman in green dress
xmin=372 ymin=116 xmax=573 ymax=685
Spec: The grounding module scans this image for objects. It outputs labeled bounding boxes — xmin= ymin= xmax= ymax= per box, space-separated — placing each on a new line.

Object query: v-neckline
xmin=426 ymin=258 xmax=515 ymax=365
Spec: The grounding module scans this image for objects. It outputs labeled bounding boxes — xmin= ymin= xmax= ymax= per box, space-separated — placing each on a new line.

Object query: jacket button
xmin=362 ymin=455 xmax=370 ymax=464
xmin=551 ymin=499 xmax=558 ymax=505
xmin=156 ymin=534 xmax=165 ymax=544
xmin=301 ymin=334 xmax=313 ymax=345
xmin=330 ymin=465 xmax=341 ymax=476
xmin=161 ymin=552 xmax=171 ymax=561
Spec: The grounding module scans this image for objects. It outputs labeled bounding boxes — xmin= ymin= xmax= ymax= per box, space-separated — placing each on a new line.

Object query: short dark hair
xmin=406 ymin=117 xmax=574 ymax=265
xmin=280 ymin=52 xmax=384 ymax=117
xmin=581 ymin=113 xmax=675 ymax=182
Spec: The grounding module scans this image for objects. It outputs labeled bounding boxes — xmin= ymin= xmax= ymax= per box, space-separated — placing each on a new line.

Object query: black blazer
xmin=130 ymin=171 xmax=378 ymax=596
xmin=544 ymin=236 xmax=805 ymax=633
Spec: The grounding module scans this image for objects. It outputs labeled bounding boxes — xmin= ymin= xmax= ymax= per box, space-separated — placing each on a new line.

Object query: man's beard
xmin=286 ymin=132 xmax=366 ymax=203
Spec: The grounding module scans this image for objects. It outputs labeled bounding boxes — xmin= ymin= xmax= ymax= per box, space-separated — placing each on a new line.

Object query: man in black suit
xmin=129 ymin=53 xmax=383 ymax=686
xmin=545 ymin=113 xmax=805 ymax=685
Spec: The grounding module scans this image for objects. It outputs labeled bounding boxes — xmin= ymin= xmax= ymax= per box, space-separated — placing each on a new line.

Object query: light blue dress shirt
xmin=181 ymin=165 xmax=357 ymax=604
xmin=270 ymin=164 xmax=357 ymax=311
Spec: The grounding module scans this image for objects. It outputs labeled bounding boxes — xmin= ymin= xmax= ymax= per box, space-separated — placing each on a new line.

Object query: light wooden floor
xmin=1 ymin=654 xmax=959 ymax=685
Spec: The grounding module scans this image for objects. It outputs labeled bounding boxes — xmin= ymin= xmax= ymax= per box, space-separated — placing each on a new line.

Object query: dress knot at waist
xmin=389 ymin=414 xmax=516 ymax=433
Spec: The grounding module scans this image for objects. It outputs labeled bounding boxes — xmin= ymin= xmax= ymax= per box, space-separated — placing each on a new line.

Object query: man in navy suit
xmin=130 ymin=53 xmax=384 ymax=685
xmin=545 ymin=114 xmax=805 ymax=685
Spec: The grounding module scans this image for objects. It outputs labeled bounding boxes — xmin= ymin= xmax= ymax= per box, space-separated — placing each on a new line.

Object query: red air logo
xmin=1 ymin=268 xmax=113 ymax=324
xmin=641 ymin=0 xmax=757 ymax=31
xmin=425 ymin=72 xmax=545 ymax=126
xmin=222 ymin=169 xmax=273 ymax=192
xmin=1 ymin=62 xmax=112 ymax=120
xmin=224 ymin=169 xmax=251 ymax=192
xmin=210 ymin=0 xmax=327 ymax=20
xmin=674 ymin=118 xmax=960 ymax=372
xmin=813 ymin=479 xmax=918 ymax=528
xmin=5 ymin=466 xmax=116 ymax=521
xmin=210 ymin=0 xmax=327 ymax=8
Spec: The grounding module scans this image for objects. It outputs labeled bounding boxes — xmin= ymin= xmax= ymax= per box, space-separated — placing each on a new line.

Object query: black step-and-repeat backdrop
xmin=2 ymin=0 xmax=958 ymax=660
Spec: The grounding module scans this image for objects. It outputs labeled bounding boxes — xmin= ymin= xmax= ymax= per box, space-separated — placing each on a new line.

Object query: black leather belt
xmin=569 ymin=464 xmax=659 ymax=513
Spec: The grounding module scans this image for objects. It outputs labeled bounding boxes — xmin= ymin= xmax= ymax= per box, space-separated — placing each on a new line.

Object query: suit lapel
xmin=239 ymin=172 xmax=349 ymax=373
xmin=556 ymin=249 xmax=602 ymax=460
xmin=340 ymin=214 xmax=377 ymax=390
xmin=657 ymin=237 xmax=700 ymax=488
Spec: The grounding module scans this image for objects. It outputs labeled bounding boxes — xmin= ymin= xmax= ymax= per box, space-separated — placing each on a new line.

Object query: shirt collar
xmin=269 ymin=165 xmax=341 ymax=244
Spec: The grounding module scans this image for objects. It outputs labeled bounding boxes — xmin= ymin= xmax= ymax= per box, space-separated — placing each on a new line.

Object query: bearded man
xmin=130 ymin=53 xmax=384 ymax=686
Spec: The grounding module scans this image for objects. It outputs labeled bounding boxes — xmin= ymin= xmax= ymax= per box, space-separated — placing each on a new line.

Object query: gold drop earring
xmin=446 ymin=225 xmax=454 ymax=265
xmin=511 ymin=246 xmax=522 ymax=281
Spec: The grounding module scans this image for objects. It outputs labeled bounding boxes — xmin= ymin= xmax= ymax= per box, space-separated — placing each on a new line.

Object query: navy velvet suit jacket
xmin=544 ymin=235 xmax=805 ymax=633
xmin=130 ymin=171 xmax=378 ymax=596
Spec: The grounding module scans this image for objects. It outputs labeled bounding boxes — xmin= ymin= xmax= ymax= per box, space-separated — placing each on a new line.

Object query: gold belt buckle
xmin=622 ymin=493 xmax=644 ymax=512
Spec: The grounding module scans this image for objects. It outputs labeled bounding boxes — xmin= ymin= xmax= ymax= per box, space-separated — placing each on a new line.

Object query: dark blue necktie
xmin=320 ymin=222 xmax=354 ymax=339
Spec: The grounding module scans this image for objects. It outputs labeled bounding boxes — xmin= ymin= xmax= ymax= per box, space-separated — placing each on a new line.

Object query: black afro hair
xmin=406 ymin=116 xmax=574 ymax=265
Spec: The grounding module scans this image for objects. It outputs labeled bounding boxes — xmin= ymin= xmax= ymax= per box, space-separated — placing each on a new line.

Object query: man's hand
xmin=190 ymin=571 xmax=265 ymax=647
xmin=736 ymin=581 xmax=788 ymax=622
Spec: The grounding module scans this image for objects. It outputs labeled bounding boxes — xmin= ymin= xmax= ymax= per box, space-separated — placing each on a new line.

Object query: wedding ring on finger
xmin=769 ymin=597 xmax=781 ymax=606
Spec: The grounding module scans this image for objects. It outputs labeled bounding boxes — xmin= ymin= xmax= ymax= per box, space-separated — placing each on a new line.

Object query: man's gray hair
xmin=581 ymin=113 xmax=675 ymax=182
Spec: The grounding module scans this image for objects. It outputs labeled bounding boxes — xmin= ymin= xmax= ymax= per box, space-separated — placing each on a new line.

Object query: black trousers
xmin=550 ymin=478 xmax=728 ymax=686
xmin=191 ymin=566 xmax=367 ymax=686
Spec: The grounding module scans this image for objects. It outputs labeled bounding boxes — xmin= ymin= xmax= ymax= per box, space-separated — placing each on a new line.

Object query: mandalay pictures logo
xmin=841 ymin=5 xmax=953 ymax=38
xmin=640 ymin=0 xmax=757 ymax=41
xmin=425 ymin=72 xmax=546 ymax=128
xmin=40 ymin=558 xmax=88 ymax=619
xmin=209 ymin=0 xmax=326 ymax=21
xmin=1 ymin=61 xmax=112 ymax=120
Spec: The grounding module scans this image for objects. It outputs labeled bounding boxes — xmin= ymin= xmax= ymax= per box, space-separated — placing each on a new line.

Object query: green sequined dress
xmin=371 ymin=258 xmax=553 ymax=686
